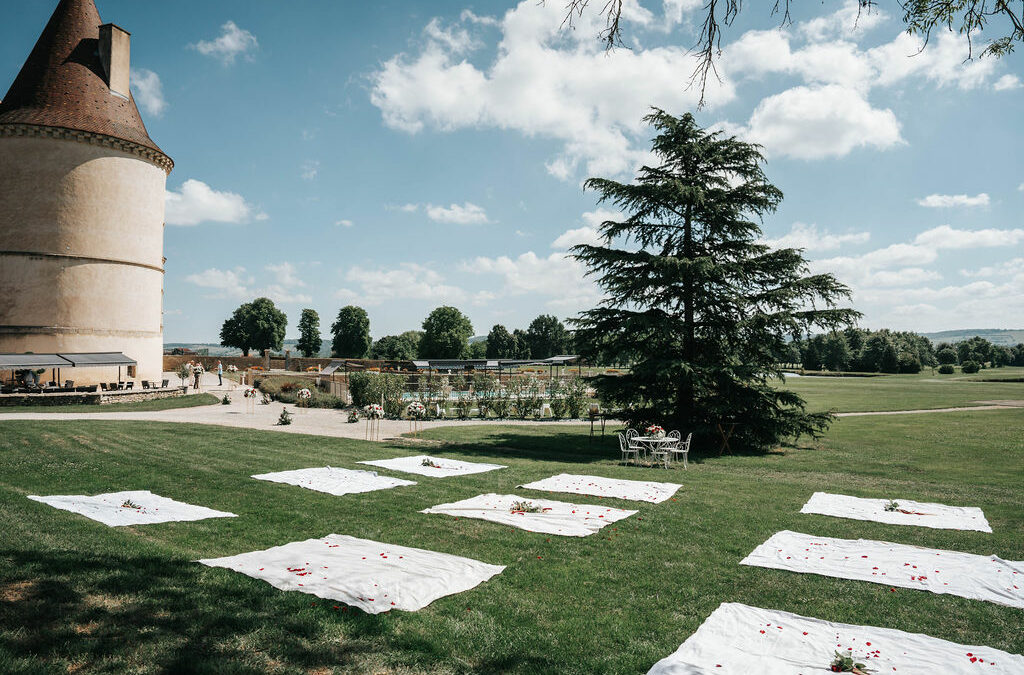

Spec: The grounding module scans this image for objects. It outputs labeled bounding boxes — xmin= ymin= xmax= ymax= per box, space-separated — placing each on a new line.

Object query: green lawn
xmin=0 ymin=410 xmax=1021 ymax=673
xmin=781 ymin=367 xmax=1024 ymax=412
xmin=0 ymin=393 xmax=220 ymax=414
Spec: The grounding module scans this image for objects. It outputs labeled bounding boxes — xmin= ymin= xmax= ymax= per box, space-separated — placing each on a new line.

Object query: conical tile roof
xmin=0 ymin=0 xmax=167 ymax=159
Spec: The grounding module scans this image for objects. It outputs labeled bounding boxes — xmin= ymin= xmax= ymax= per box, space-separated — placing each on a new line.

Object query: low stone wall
xmin=0 ymin=387 xmax=187 ymax=407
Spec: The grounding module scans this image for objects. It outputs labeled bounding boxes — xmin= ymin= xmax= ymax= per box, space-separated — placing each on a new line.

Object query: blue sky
xmin=3 ymin=0 xmax=1023 ymax=342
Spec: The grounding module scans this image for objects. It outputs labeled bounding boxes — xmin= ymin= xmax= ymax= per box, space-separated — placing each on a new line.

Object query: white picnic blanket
xmin=198 ymin=534 xmax=504 ymax=614
xmin=27 ymin=490 xmax=237 ymax=527
xmin=518 ymin=473 xmax=681 ymax=503
xmin=647 ymin=602 xmax=1024 ymax=674
xmin=252 ymin=466 xmax=416 ymax=496
xmin=741 ymin=530 xmax=1024 ymax=609
xmin=420 ymin=493 xmax=637 ymax=537
xmin=801 ymin=491 xmax=992 ymax=532
xmin=358 ymin=455 xmax=506 ymax=478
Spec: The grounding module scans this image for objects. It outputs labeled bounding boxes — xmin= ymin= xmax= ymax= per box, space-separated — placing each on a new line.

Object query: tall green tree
xmin=296 ymin=309 xmax=322 ymax=357
xmin=571 ymin=110 xmax=858 ymax=451
xmin=247 ymin=297 xmax=288 ymax=356
xmin=512 ymin=328 xmax=532 ymax=359
xmin=220 ymin=303 xmax=253 ymax=356
xmin=370 ymin=333 xmax=419 ymax=360
xmin=419 ymin=306 xmax=474 ymax=358
xmin=821 ymin=332 xmax=852 ymax=371
xmin=525 ymin=314 xmax=570 ymax=359
xmin=467 ymin=340 xmax=488 ymax=359
xmin=331 ymin=306 xmax=371 ymax=358
xmin=486 ymin=324 xmax=516 ymax=359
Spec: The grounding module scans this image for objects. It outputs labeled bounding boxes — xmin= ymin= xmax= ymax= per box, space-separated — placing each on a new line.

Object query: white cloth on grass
xmin=358 ymin=455 xmax=506 ymax=478
xmin=27 ymin=490 xmax=236 ymax=527
xmin=801 ymin=491 xmax=992 ymax=532
xmin=198 ymin=534 xmax=504 ymax=614
xmin=647 ymin=602 xmax=1024 ymax=674
xmin=252 ymin=466 xmax=416 ymax=496
xmin=421 ymin=493 xmax=637 ymax=537
xmin=518 ymin=473 xmax=681 ymax=503
xmin=741 ymin=530 xmax=1024 ymax=609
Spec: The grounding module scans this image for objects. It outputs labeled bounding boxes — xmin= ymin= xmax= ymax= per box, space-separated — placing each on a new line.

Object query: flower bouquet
xmin=121 ymin=499 xmax=142 ymax=510
xmin=421 ymin=458 xmax=443 ymax=469
xmin=364 ymin=403 xmax=385 ymax=419
xmin=243 ymin=388 xmax=258 ymax=398
xmin=407 ymin=401 xmax=426 ymax=419
xmin=645 ymin=424 xmax=666 ymax=438
xmin=883 ymin=500 xmax=931 ymax=516
xmin=509 ymin=500 xmax=550 ymax=514
xmin=227 ymin=365 xmax=238 ymax=373
xmin=830 ymin=650 xmax=873 ymax=673
xmin=347 ymin=410 xmax=360 ymax=423
xmin=297 ymin=388 xmax=312 ymax=400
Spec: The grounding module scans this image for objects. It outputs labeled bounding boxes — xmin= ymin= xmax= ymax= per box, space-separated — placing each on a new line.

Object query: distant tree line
xmin=785 ymin=329 xmax=1024 ymax=374
xmin=220 ymin=299 xmax=574 ymax=361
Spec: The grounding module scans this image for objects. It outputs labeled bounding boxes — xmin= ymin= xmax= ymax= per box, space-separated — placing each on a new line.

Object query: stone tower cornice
xmin=0 ymin=123 xmax=173 ymax=173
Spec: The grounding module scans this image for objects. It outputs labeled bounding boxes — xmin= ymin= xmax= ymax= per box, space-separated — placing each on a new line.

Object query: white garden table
xmin=634 ymin=436 xmax=675 ymax=461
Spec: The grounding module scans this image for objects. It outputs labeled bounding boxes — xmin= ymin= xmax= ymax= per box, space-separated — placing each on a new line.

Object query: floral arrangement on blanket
xmin=406 ymin=401 xmax=426 ymax=419
xmin=364 ymin=403 xmax=385 ymax=419
xmin=509 ymin=500 xmax=550 ymax=514
xmin=121 ymin=499 xmax=142 ymax=510
xmin=830 ymin=650 xmax=873 ymax=673
xmin=645 ymin=424 xmax=665 ymax=438
xmin=421 ymin=458 xmax=444 ymax=469
xmin=883 ymin=500 xmax=930 ymax=516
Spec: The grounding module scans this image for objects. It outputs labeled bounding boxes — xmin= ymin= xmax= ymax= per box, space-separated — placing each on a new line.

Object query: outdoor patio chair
xmin=618 ymin=432 xmax=640 ymax=465
xmin=624 ymin=428 xmax=645 ymax=458
xmin=64 ymin=380 xmax=74 ymax=388
xmin=141 ymin=380 xmax=150 ymax=389
xmin=108 ymin=382 xmax=118 ymax=391
xmin=160 ymin=379 xmax=169 ymax=388
xmin=125 ymin=382 xmax=134 ymax=390
xmin=99 ymin=383 xmax=108 ymax=391
xmin=670 ymin=433 xmax=692 ymax=469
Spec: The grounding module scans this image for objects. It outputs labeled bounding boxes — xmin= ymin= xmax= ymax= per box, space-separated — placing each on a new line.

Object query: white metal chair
xmin=670 ymin=432 xmax=692 ymax=469
xmin=650 ymin=443 xmax=672 ymax=469
xmin=625 ymin=428 xmax=645 ymax=459
xmin=618 ymin=432 xmax=640 ymax=465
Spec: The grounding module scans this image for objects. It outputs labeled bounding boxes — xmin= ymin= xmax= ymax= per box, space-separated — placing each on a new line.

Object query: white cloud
xmin=335 ymin=219 xmax=354 ymax=227
xmin=913 ymin=225 xmax=1024 ymax=249
xmin=552 ymin=226 xmax=602 ymax=249
xmin=552 ymin=208 xmax=623 ymax=249
xmin=742 ymin=85 xmax=902 ymax=159
xmin=461 ymin=251 xmax=600 ymax=312
xmin=425 ymin=202 xmax=491 ymax=225
xmin=761 ymin=222 xmax=871 ymax=252
xmin=960 ymin=258 xmax=1024 ymax=279
xmin=370 ymin=1 xmax=734 ymax=181
xmin=185 ymin=264 xmax=310 ymax=303
xmin=916 ymin=193 xmax=990 ymax=208
xmin=994 ymin=74 xmax=1022 ymax=91
xmin=165 ymin=179 xmax=266 ymax=226
xmin=335 ymin=263 xmax=466 ymax=306
xmin=129 ymin=68 xmax=166 ymax=117
xmin=192 ymin=21 xmax=258 ymax=64
xmin=387 ymin=203 xmax=421 ymax=213
xmin=798 ymin=0 xmax=887 ymax=42
xmin=301 ymin=161 xmax=320 ymax=181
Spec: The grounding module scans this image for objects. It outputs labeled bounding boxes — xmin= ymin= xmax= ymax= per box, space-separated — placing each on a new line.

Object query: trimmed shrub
xmin=937 ymin=364 xmax=955 ymax=374
xmin=961 ymin=360 xmax=981 ymax=374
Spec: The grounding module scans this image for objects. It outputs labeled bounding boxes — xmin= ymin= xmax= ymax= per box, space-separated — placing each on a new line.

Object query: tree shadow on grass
xmin=419 ymin=430 xmax=622 ymax=464
xmin=0 ymin=549 xmax=403 ymax=674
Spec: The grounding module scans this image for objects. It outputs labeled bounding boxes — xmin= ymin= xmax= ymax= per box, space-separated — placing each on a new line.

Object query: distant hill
xmin=164 ymin=339 xmax=332 ymax=357
xmin=922 ymin=329 xmax=1024 ymax=346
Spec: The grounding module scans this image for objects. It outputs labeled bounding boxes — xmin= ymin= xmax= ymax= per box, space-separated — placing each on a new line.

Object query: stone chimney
xmin=98 ymin=23 xmax=131 ymax=99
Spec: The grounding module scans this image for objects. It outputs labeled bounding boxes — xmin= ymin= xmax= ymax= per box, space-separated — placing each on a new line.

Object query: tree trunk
xmin=681 ymin=201 xmax=695 ymax=417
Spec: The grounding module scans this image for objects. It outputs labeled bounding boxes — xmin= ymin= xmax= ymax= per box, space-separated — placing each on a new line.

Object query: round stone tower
xmin=0 ymin=0 xmax=173 ymax=385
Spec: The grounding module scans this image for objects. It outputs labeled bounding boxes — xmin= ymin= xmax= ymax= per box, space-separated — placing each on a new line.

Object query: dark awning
xmin=0 ymin=353 xmax=73 ymax=369
xmin=321 ymin=360 xmax=346 ymax=375
xmin=57 ymin=352 xmax=136 ymax=367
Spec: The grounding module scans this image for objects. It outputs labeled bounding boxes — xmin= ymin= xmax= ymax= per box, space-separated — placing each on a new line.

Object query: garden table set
xmin=618 ymin=428 xmax=691 ymax=469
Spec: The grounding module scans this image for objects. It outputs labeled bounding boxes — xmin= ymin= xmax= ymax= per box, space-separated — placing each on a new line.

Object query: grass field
xmin=0 ymin=403 xmax=1021 ymax=673
xmin=781 ymin=367 xmax=1024 ymax=412
xmin=0 ymin=393 xmax=220 ymax=414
